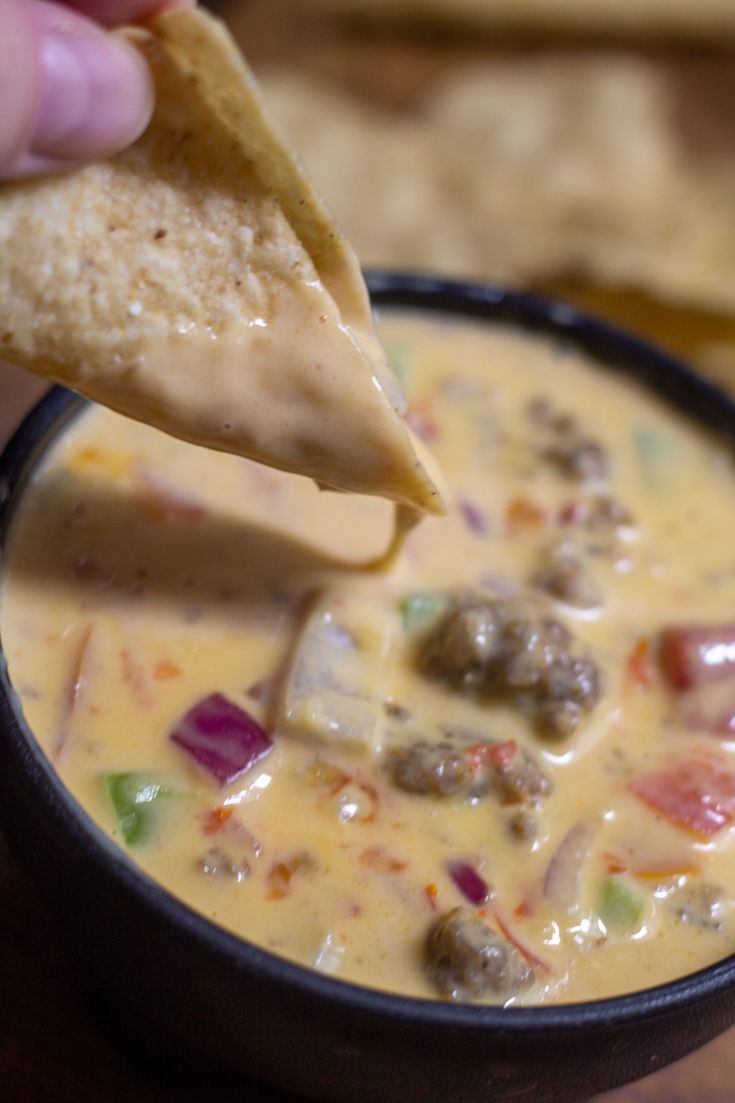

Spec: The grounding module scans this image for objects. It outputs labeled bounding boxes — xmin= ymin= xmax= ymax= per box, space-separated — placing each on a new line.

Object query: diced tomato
xmin=629 ymin=756 xmax=735 ymax=837
xmin=505 ymin=495 xmax=546 ymax=534
xmin=120 ymin=647 xmax=151 ymax=707
xmin=307 ymin=760 xmax=351 ymax=796
xmin=202 ymin=806 xmax=234 ymax=835
xmin=266 ymin=853 xmax=315 ymax=899
xmin=660 ymin=624 xmax=735 ymax=691
xmin=602 ymin=852 xmax=627 ymax=875
xmin=626 ymin=639 xmax=655 ymax=688
xmin=267 ymin=861 xmax=295 ymax=899
xmin=633 ymin=860 xmax=700 ymax=881
xmin=558 ymin=500 xmax=587 ymax=526
xmin=495 ymin=910 xmax=552 ymax=974
xmin=352 ymin=779 xmax=380 ymax=824
xmin=154 ymin=659 xmax=182 ymax=681
xmin=359 ymin=847 xmax=407 ymax=873
xmin=466 ymin=740 xmax=518 ymax=771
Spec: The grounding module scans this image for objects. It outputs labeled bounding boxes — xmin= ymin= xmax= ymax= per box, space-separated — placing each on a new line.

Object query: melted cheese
xmin=2 ymin=312 xmax=735 ymax=1005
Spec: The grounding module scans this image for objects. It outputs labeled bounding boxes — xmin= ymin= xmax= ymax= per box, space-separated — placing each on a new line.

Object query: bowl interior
xmin=1 ymin=273 xmax=735 ymax=1041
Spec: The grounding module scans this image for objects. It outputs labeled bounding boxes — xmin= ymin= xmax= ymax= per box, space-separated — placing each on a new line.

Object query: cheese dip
xmin=2 ymin=311 xmax=735 ymax=1005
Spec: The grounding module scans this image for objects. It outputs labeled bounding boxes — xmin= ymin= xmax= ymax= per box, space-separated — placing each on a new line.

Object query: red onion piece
xmin=447 ymin=860 xmax=489 ymax=906
xmin=543 ymin=823 xmax=590 ymax=909
xmin=53 ymin=623 xmax=93 ymax=760
xmin=405 ymin=403 xmax=440 ymax=443
xmin=171 ymin=692 xmax=273 ymax=786
xmin=459 ymin=498 xmax=489 ymax=536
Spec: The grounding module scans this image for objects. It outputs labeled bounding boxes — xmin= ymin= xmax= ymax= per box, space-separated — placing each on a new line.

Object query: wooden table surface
xmin=3 ymin=3 xmax=735 ymax=1099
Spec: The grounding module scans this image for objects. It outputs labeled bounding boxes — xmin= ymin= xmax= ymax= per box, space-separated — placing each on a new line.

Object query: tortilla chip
xmin=0 ymin=8 xmax=444 ymax=515
xmin=315 ymin=0 xmax=735 ymax=42
xmin=261 ymin=61 xmax=735 ymax=316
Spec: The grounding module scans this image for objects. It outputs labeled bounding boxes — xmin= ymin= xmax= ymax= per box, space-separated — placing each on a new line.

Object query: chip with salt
xmin=0 ymin=9 xmax=444 ymax=515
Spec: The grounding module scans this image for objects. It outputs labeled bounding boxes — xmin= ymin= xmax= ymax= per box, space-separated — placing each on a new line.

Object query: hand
xmin=0 ymin=0 xmax=194 ymax=180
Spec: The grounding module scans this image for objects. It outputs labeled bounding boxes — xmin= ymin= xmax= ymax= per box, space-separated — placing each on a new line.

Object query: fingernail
xmin=33 ymin=31 xmax=153 ymax=162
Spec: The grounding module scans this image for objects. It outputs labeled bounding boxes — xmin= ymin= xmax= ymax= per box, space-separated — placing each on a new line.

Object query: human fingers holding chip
xmin=63 ymin=1 xmax=193 ymax=26
xmin=0 ymin=0 xmax=193 ymax=180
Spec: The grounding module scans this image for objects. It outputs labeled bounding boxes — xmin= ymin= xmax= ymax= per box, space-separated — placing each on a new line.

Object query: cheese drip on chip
xmin=0 ymin=9 xmax=445 ymax=518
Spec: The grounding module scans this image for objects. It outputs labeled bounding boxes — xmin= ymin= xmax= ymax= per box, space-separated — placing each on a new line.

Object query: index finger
xmin=62 ymin=0 xmax=194 ymax=27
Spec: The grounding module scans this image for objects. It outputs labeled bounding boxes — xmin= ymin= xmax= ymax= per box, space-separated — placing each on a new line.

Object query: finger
xmin=0 ymin=0 xmax=39 ymax=172
xmin=34 ymin=17 xmax=153 ymax=160
xmin=0 ymin=0 xmax=153 ymax=179
xmin=62 ymin=0 xmax=194 ymax=27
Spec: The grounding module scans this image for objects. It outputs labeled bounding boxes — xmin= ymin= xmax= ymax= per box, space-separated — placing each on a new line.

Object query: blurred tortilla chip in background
xmin=262 ymin=58 xmax=735 ymax=313
xmin=216 ymin=0 xmax=735 ymax=395
xmin=312 ymin=0 xmax=735 ymax=44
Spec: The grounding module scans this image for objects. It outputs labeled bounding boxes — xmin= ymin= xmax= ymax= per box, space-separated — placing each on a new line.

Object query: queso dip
xmin=2 ymin=311 xmax=735 ymax=1005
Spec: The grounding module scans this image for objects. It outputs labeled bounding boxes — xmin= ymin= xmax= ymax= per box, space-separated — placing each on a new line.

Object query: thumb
xmin=0 ymin=0 xmax=153 ymax=180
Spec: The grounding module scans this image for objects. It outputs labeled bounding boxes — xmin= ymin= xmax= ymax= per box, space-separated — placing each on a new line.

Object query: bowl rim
xmin=1 ymin=270 xmax=735 ymax=1037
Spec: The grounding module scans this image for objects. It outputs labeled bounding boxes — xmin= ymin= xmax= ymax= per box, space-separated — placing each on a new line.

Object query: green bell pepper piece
xmin=104 ymin=772 xmax=183 ymax=845
xmin=399 ymin=592 xmax=446 ymax=635
xmin=633 ymin=426 xmax=678 ymax=489
xmin=599 ymin=877 xmax=644 ymax=933
xmin=384 ymin=340 xmax=411 ymax=388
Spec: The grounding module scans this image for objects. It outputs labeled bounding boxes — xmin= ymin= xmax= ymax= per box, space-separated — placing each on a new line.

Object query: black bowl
xmin=1 ymin=274 xmax=735 ymax=1103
